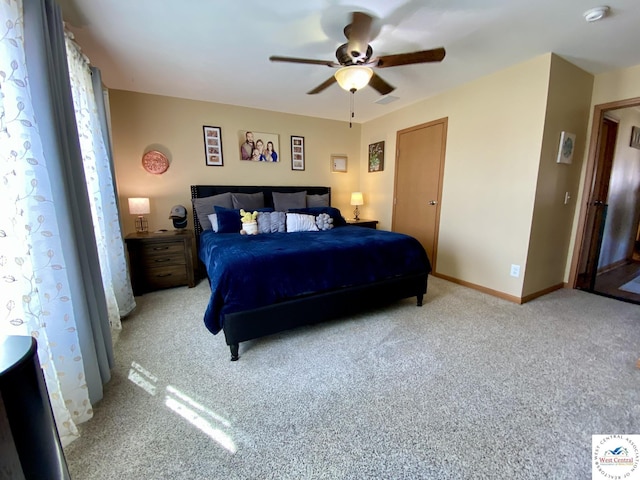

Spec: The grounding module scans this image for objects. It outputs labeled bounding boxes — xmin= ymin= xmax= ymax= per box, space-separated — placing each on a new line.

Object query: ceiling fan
xmin=269 ymin=11 xmax=446 ymax=95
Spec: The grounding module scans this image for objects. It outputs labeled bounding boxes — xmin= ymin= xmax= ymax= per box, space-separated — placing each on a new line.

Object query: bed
xmin=191 ymin=185 xmax=431 ymax=360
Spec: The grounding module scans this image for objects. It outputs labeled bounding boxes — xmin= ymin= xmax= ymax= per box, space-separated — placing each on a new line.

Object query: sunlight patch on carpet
xmin=128 ymin=361 xmax=158 ymax=395
xmin=165 ymin=386 xmax=237 ymax=453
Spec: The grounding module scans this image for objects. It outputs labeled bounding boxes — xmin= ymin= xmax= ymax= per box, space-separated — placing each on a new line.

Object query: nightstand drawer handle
xmin=156 ymin=273 xmax=172 ymax=278
xmin=153 ymin=246 xmax=170 ymax=251
xmin=154 ymin=258 xmax=171 ymax=263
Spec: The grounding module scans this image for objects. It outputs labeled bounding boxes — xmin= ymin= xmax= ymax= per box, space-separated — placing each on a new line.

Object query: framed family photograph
xmin=239 ymin=130 xmax=280 ymax=162
xmin=331 ymin=154 xmax=348 ymax=173
xmin=368 ymin=141 xmax=384 ymax=172
xmin=291 ymin=135 xmax=305 ymax=171
xmin=203 ymin=125 xmax=223 ymax=166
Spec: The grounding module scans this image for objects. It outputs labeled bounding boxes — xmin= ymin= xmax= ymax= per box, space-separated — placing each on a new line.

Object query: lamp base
xmin=353 ymin=206 xmax=360 ymax=221
xmin=135 ymin=216 xmax=148 ymax=233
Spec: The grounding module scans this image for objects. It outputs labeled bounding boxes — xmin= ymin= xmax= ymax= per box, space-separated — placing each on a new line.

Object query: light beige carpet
xmin=63 ymin=276 xmax=640 ymax=480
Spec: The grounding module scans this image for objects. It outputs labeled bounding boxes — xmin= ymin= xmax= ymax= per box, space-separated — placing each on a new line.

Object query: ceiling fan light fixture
xmin=334 ymin=66 xmax=373 ymax=92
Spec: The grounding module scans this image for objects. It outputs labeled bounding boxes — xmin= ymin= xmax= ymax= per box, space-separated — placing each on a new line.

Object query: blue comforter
xmin=199 ymin=226 xmax=431 ymax=334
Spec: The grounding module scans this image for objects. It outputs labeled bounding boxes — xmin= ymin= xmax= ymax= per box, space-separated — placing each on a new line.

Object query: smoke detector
xmin=583 ymin=6 xmax=609 ymax=22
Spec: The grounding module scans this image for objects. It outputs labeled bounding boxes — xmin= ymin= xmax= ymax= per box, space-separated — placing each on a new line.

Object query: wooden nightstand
xmin=125 ymin=230 xmax=197 ymax=295
xmin=346 ymin=218 xmax=378 ymax=229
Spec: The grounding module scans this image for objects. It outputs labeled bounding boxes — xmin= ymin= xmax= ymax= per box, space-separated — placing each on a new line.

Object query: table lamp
xmin=350 ymin=192 xmax=363 ymax=221
xmin=128 ymin=197 xmax=150 ymax=233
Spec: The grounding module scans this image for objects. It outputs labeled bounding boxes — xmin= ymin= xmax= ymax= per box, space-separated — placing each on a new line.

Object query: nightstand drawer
xmin=143 ymin=265 xmax=188 ymax=290
xmin=140 ymin=245 xmax=186 ymax=268
xmin=141 ymin=242 xmax=185 ymax=259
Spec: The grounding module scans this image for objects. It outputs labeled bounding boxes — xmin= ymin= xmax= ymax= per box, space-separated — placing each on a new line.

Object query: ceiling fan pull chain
xmin=349 ymin=89 xmax=355 ymax=128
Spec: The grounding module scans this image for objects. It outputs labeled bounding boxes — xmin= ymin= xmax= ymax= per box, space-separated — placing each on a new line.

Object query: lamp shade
xmin=128 ymin=197 xmax=150 ymax=215
xmin=350 ymin=192 xmax=364 ymax=206
xmin=334 ymin=66 xmax=373 ymax=92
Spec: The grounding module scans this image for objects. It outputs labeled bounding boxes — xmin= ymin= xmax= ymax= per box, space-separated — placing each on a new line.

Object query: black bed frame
xmin=191 ymin=185 xmax=428 ymax=360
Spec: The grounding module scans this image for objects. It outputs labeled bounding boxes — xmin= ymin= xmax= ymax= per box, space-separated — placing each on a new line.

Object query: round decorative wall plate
xmin=142 ymin=150 xmax=169 ymax=174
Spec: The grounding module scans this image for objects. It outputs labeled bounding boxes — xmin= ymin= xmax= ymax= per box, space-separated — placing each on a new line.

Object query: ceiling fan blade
xmin=346 ymin=12 xmax=373 ymax=62
xmin=307 ymin=76 xmax=337 ymax=94
xmin=368 ymin=72 xmax=395 ymax=95
xmin=375 ymin=47 xmax=446 ymax=68
xmin=270 ymin=56 xmax=339 ymax=67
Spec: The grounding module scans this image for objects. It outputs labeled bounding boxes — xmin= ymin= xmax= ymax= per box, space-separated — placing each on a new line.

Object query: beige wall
xmin=109 ymin=57 xmax=640 ymax=300
xmin=109 ymin=91 xmax=361 ymax=234
xmin=360 ymin=54 xmax=552 ymax=298
xmin=523 ymin=55 xmax=594 ymax=296
xmin=566 ymin=63 xmax=640 ymax=280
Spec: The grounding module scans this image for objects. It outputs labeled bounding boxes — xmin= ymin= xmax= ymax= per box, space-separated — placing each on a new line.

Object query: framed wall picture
xmin=630 ymin=126 xmax=640 ymax=149
xmin=331 ymin=154 xmax=347 ymax=173
xmin=556 ymin=131 xmax=576 ymax=164
xmin=239 ymin=130 xmax=280 ymax=162
xmin=291 ymin=135 xmax=305 ymax=171
xmin=368 ymin=141 xmax=385 ymax=172
xmin=203 ymin=126 xmax=223 ymax=166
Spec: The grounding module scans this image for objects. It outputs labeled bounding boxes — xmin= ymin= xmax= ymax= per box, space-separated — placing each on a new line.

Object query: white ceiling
xmin=59 ymin=0 xmax=640 ymax=123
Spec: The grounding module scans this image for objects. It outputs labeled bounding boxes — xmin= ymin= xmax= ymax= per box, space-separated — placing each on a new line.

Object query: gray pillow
xmin=231 ymin=192 xmax=265 ymax=211
xmin=306 ymin=193 xmax=330 ymax=208
xmin=257 ymin=211 xmax=286 ymax=233
xmin=273 ymin=191 xmax=307 ymax=211
xmin=192 ymin=192 xmax=233 ymax=230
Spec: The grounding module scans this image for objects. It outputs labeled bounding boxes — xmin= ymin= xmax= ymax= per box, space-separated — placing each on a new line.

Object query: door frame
xmin=568 ymin=96 xmax=640 ymax=287
xmin=574 ymin=116 xmax=618 ymax=290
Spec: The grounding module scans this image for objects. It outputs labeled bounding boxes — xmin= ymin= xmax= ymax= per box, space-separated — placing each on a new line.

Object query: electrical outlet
xmin=510 ymin=264 xmax=520 ymax=278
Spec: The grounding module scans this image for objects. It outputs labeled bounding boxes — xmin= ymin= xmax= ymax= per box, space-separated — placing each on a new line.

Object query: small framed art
xmin=556 ymin=131 xmax=576 ymax=164
xmin=368 ymin=141 xmax=385 ymax=172
xmin=203 ymin=126 xmax=223 ymax=166
xmin=331 ymin=154 xmax=347 ymax=173
xmin=630 ymin=126 xmax=640 ymax=149
xmin=291 ymin=135 xmax=305 ymax=170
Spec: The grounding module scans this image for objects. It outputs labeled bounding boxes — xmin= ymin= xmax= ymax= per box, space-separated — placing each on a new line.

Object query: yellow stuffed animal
xmin=240 ymin=209 xmax=258 ymax=223
xmin=240 ymin=209 xmax=259 ymax=235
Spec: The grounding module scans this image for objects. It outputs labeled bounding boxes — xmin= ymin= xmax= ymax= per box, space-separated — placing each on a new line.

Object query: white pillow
xmin=206 ymin=213 xmax=219 ymax=232
xmin=286 ymin=213 xmax=319 ymax=232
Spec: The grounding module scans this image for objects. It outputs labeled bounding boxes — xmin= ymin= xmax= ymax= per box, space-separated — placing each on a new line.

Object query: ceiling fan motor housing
xmin=336 ymin=43 xmax=372 ymax=65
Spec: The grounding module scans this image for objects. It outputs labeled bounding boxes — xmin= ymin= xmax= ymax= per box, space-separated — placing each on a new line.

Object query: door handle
xmin=428 ymin=200 xmax=438 ymax=206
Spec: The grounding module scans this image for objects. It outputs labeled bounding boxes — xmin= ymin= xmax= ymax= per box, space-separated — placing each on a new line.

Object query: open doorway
xmin=569 ymin=98 xmax=640 ymax=304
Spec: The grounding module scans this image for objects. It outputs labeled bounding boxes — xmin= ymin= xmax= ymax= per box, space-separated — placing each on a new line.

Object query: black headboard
xmin=190 ymin=185 xmax=331 ymax=237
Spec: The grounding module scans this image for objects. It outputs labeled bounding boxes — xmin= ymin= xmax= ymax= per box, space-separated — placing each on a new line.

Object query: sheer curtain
xmin=0 ymin=0 xmax=134 ymax=445
xmin=65 ymin=32 xmax=135 ymax=327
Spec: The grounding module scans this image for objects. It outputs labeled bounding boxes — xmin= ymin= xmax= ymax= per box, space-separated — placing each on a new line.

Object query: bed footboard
xmin=224 ymin=273 xmax=427 ymax=360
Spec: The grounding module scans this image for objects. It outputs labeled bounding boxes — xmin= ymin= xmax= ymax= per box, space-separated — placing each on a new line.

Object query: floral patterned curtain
xmin=0 ymin=0 xmax=90 ymax=445
xmin=0 ymin=0 xmax=133 ymax=446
